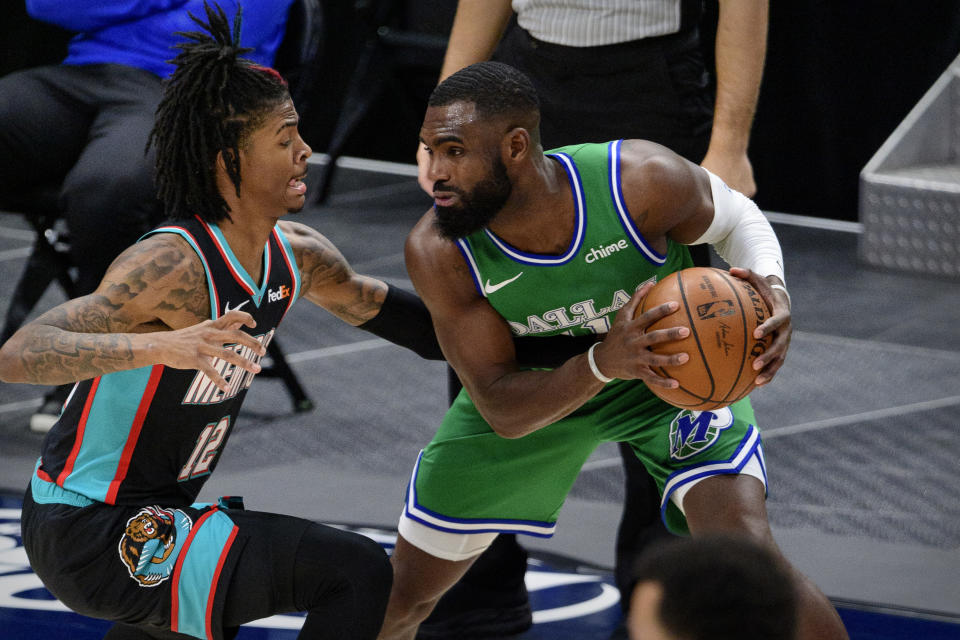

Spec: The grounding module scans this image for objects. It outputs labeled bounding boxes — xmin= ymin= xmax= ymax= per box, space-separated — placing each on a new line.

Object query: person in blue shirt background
xmin=0 ymin=0 xmax=294 ymax=431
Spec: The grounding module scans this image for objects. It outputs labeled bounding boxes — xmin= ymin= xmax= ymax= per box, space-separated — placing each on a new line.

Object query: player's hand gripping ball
xmin=640 ymin=267 xmax=772 ymax=411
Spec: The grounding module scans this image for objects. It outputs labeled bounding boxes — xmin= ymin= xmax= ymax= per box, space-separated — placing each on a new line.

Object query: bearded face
xmin=433 ymin=156 xmax=512 ymax=240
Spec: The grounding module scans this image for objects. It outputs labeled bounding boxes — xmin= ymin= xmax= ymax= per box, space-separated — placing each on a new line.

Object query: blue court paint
xmin=1 ymin=494 xmax=958 ymax=640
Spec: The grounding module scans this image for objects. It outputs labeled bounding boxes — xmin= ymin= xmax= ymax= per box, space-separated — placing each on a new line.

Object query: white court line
xmin=307 ymin=154 xmax=419 ymax=177
xmin=580 ymin=394 xmax=960 ymax=471
xmin=0 ymin=247 xmax=32 ymax=262
xmin=0 ymin=398 xmax=43 ymax=414
xmin=581 ymin=457 xmax=622 ymax=472
xmin=0 ymin=225 xmax=36 ymax=242
xmin=283 ymin=338 xmax=391 ymax=364
xmin=327 ymin=180 xmax=422 ymax=205
xmin=350 ymin=252 xmax=405 ymax=272
xmin=0 ymin=340 xmax=396 ymax=415
xmin=793 ymin=329 xmax=960 ymax=361
xmin=764 ymin=210 xmax=863 ymax=233
xmin=304 ymin=155 xmax=865 ymax=233
xmin=762 ymin=395 xmax=960 ymax=439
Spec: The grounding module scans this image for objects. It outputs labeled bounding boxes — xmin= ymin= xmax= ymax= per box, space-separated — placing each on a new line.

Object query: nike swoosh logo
xmin=224 ymin=300 xmax=249 ymax=314
xmin=483 ymin=272 xmax=523 ymax=295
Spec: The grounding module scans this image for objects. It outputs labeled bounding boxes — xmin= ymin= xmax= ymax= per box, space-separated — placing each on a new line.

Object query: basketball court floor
xmin=1 ymin=157 xmax=958 ymax=639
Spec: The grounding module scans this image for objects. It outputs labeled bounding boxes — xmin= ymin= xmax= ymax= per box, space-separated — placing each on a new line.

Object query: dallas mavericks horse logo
xmin=117 ymin=506 xmax=193 ymax=587
xmin=669 ymin=408 xmax=734 ymax=460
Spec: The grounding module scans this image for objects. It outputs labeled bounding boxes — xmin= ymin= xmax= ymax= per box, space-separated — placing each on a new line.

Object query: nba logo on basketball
xmin=668 ymin=408 xmax=734 ymax=460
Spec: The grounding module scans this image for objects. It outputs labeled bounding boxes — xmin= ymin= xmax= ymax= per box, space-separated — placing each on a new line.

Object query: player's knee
xmin=335 ymin=531 xmax=393 ymax=602
xmin=355 ymin=535 xmax=394 ymax=602
xmin=295 ymin=524 xmax=392 ymax=613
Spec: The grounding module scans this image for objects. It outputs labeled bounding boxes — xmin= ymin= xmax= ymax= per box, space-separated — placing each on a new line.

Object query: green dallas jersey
xmin=400 ymin=141 xmax=765 ymax=536
xmin=455 ymin=140 xmax=693 ymax=339
xmin=407 ymin=141 xmax=761 ymax=537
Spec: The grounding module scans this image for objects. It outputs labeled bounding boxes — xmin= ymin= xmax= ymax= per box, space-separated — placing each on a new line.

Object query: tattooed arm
xmin=281 ymin=220 xmax=388 ymax=325
xmin=0 ymin=234 xmax=266 ymax=390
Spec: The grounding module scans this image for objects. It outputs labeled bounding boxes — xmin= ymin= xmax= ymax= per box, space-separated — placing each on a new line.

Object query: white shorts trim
xmin=398 ymin=512 xmax=498 ymax=561
xmin=669 ymin=449 xmax=767 ymax=514
xmin=661 ymin=425 xmax=767 ymax=519
xmin=403 ymin=451 xmax=558 ymax=537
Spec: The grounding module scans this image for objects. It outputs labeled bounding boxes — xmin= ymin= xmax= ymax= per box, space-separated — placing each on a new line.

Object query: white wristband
xmin=587 ymin=343 xmax=614 ymax=383
xmin=769 ymin=283 xmax=791 ymax=309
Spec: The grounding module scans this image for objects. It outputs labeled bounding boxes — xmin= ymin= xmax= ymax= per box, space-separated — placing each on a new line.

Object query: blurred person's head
xmin=629 ymin=535 xmax=797 ymax=640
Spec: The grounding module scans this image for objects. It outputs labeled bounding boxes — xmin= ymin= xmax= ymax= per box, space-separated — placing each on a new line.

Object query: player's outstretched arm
xmin=0 ymin=235 xmax=265 ymax=391
xmin=281 ymin=220 xmax=446 ymax=360
xmin=281 ymin=221 xmax=606 ymax=364
xmin=282 ymin=220 xmax=388 ymax=325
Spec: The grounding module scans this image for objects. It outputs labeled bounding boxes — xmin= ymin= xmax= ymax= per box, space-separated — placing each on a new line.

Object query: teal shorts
xmin=403 ymin=379 xmax=765 ymax=536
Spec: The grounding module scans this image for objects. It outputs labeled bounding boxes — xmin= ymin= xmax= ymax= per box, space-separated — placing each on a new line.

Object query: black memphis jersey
xmin=35 ymin=216 xmax=301 ymax=506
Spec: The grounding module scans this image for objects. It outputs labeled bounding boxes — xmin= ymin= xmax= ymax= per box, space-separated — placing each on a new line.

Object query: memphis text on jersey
xmin=182 ymin=329 xmax=275 ymax=405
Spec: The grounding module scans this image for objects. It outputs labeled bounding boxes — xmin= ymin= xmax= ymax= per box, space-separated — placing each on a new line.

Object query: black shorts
xmin=22 ymin=485 xmax=391 ymax=640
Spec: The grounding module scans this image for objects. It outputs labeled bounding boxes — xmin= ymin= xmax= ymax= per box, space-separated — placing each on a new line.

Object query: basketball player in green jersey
xmin=378 ymin=62 xmax=847 ymax=640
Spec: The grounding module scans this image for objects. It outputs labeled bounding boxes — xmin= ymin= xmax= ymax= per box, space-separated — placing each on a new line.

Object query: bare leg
xmin=683 ymin=474 xmax=849 ymax=640
xmin=378 ymin=534 xmax=481 ymax=640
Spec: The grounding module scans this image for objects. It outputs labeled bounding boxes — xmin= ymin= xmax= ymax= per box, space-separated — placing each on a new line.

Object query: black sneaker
xmin=416 ymin=535 xmax=532 ymax=639
xmin=607 ymin=620 xmax=629 ymax=640
xmin=415 ymin=599 xmax=532 ymax=640
xmin=29 ymin=383 xmax=72 ymax=434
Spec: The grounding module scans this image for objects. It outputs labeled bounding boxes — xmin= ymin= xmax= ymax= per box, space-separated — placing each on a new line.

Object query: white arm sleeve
xmin=692 ymin=169 xmax=785 ymax=283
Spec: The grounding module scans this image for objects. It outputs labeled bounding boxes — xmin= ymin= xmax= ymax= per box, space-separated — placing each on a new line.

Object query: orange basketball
xmin=639 ymin=267 xmax=772 ymax=411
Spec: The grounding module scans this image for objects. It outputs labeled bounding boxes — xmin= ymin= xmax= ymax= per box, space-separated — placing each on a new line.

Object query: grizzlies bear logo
xmin=118 ymin=506 xmax=192 ymax=587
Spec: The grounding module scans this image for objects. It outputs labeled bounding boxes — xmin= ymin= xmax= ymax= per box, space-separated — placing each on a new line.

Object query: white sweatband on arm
xmin=691 ymin=169 xmax=785 ymax=283
xmin=587 ymin=342 xmax=614 ymax=383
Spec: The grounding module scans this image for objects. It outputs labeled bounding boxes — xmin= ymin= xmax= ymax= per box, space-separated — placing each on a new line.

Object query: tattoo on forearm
xmin=14 ymin=240 xmax=195 ymax=384
xmin=155 ymin=259 xmax=209 ymax=321
xmin=21 ymin=326 xmax=135 ymax=384
xmin=301 ymin=237 xmax=351 ymax=292
xmin=291 ymin=226 xmax=387 ymax=324
xmin=329 ymin=278 xmax=387 ymax=325
xmin=105 ymin=246 xmax=181 ymax=301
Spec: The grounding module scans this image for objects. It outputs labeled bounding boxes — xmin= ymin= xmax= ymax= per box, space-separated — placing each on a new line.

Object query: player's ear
xmin=214 ymin=150 xmax=244 ymax=197
xmin=503 ymin=127 xmax=531 ymax=163
xmin=215 ymin=150 xmax=228 ymax=174
xmin=216 ymin=149 xmax=241 ymax=173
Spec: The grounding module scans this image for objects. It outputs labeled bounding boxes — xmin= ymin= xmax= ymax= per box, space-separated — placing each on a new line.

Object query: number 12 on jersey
xmin=179 ymin=416 xmax=230 ymax=482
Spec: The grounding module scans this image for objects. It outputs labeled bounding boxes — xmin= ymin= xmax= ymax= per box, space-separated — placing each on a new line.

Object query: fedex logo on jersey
xmin=268 ymin=285 xmax=291 ymax=303
xmin=182 ymin=329 xmax=275 ymax=405
xmin=507 ymin=277 xmax=656 ymax=336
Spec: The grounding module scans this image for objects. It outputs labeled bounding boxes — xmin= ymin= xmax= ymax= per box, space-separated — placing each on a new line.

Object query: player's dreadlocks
xmin=148 ymin=1 xmax=290 ymax=222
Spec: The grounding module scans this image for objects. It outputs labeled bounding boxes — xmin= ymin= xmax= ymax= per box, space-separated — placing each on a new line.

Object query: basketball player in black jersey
xmin=0 ymin=4 xmax=432 ymax=639
xmin=0 ymin=5 xmax=601 ymax=637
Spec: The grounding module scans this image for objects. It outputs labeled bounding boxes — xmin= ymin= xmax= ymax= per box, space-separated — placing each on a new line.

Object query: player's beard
xmin=433 ymin=157 xmax=512 ymax=240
